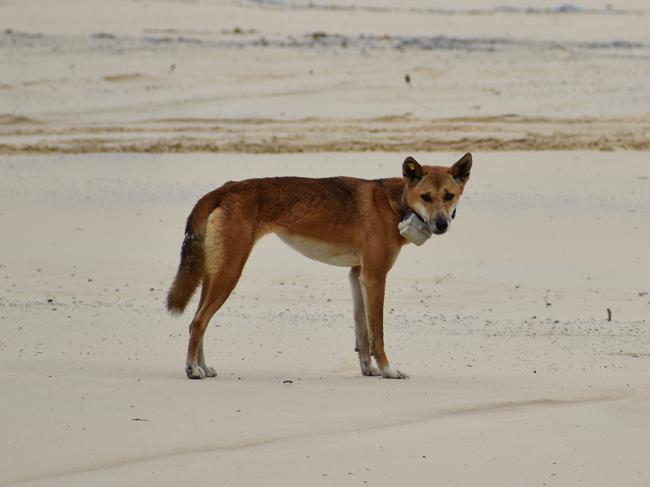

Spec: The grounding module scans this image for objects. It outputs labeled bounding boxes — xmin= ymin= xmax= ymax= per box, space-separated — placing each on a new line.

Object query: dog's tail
xmin=166 ymin=194 xmax=217 ymax=315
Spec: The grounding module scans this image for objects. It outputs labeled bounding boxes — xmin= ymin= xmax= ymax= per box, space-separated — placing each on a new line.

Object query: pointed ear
xmin=451 ymin=152 xmax=472 ymax=183
xmin=402 ymin=156 xmax=423 ymax=182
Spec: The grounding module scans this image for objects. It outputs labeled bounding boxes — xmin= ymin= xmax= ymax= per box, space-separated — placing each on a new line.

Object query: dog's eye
xmin=420 ymin=193 xmax=433 ymax=203
xmin=444 ymin=193 xmax=455 ymax=201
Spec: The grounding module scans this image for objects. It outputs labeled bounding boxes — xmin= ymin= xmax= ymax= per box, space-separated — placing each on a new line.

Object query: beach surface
xmin=1 ymin=1 xmax=650 ymax=486
xmin=1 ymin=152 xmax=649 ymax=486
xmin=1 ymin=0 xmax=650 ymax=152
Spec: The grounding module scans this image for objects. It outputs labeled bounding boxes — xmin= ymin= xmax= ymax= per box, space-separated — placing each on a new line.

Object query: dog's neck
xmin=377 ymin=177 xmax=411 ymax=221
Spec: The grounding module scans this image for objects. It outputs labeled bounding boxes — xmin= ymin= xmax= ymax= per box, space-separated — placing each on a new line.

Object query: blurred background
xmin=1 ymin=0 xmax=649 ymax=152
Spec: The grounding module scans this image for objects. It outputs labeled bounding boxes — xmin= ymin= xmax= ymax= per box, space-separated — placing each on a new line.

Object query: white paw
xmin=203 ymin=366 xmax=217 ymax=378
xmin=186 ymin=364 xmax=207 ymax=380
xmin=381 ymin=367 xmax=409 ymax=379
xmin=361 ymin=362 xmax=380 ymax=377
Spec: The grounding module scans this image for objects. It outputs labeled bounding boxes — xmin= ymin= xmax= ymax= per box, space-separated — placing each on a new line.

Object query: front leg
xmin=359 ymin=270 xmax=408 ymax=379
xmin=349 ymin=267 xmax=379 ymax=376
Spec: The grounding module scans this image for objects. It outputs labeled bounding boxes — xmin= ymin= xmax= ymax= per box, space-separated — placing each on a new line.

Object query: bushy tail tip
xmin=166 ymin=275 xmax=198 ymax=315
xmin=166 ymin=229 xmax=204 ymax=315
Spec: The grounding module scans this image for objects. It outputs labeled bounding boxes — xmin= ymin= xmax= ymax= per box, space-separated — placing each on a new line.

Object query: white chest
xmin=277 ymin=232 xmax=360 ymax=267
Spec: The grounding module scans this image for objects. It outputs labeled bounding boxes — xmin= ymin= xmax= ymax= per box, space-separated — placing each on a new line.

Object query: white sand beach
xmin=1 ymin=1 xmax=649 ymax=486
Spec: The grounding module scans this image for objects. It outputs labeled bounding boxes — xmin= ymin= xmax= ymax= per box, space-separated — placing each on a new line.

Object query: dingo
xmin=167 ymin=153 xmax=472 ymax=379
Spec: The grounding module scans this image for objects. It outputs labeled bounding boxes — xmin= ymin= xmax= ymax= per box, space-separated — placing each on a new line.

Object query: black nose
xmin=435 ymin=218 xmax=448 ymax=233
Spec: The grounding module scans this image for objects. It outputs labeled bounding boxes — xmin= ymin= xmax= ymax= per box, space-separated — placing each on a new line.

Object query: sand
xmin=1 ymin=152 xmax=649 ymax=486
xmin=1 ymin=1 xmax=650 ymax=486
xmin=1 ymin=0 xmax=650 ymax=153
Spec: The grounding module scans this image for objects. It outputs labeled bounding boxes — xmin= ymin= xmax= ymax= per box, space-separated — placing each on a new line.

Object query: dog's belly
xmin=277 ymin=232 xmax=360 ymax=267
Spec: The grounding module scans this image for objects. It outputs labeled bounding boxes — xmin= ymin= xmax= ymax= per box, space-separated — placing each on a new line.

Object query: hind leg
xmin=197 ymin=342 xmax=216 ymax=378
xmin=185 ymin=208 xmax=254 ymax=379
xmin=192 ymin=276 xmax=217 ymax=377
xmin=186 ymin=253 xmax=250 ymax=379
xmin=186 ymin=290 xmax=228 ymax=380
xmin=188 ymin=281 xmax=217 ymax=378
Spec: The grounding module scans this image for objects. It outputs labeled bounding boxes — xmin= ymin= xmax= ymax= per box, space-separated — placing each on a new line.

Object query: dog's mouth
xmin=399 ymin=207 xmax=454 ymax=242
xmin=410 ymin=209 xmax=427 ymax=224
xmin=398 ymin=208 xmax=433 ymax=245
xmin=430 ymin=208 xmax=457 ymax=235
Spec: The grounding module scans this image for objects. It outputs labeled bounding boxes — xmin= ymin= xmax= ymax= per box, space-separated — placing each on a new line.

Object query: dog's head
xmin=401 ymin=153 xmax=472 ymax=235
